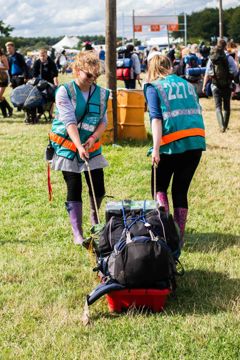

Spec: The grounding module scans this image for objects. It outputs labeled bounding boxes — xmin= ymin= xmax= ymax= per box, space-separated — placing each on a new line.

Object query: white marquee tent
xmin=52 ymin=36 xmax=79 ymax=51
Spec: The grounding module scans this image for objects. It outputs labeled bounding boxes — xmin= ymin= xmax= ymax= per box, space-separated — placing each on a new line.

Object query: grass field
xmin=0 ymin=74 xmax=240 ymax=360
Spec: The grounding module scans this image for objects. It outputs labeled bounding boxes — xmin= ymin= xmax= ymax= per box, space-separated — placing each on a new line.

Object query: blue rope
xmin=121 ymin=200 xmax=147 ymax=231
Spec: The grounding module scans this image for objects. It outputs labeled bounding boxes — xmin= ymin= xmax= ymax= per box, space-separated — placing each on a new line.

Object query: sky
xmin=1 ymin=0 xmax=239 ymax=39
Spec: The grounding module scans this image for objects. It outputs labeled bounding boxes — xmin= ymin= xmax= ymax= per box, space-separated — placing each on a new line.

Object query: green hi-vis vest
xmin=144 ymin=74 xmax=206 ymax=155
xmin=50 ymin=81 xmax=110 ymax=162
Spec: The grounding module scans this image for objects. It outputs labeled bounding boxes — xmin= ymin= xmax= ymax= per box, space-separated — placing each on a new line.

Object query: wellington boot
xmin=174 ymin=208 xmax=188 ymax=247
xmin=223 ymin=110 xmax=230 ymax=131
xmin=216 ymin=110 xmax=225 ymax=132
xmin=2 ymin=99 xmax=13 ymax=117
xmin=0 ymin=100 xmax=7 ymax=118
xmin=156 ymin=192 xmax=169 ymax=214
xmin=65 ymin=201 xmax=84 ymax=245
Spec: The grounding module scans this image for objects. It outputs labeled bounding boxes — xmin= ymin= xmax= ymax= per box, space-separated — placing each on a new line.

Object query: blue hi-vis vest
xmin=144 ymin=74 xmax=206 ymax=154
xmin=50 ymin=81 xmax=110 ymax=162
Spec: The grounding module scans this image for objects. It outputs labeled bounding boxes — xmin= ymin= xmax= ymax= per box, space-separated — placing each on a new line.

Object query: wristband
xmin=90 ymin=134 xmax=97 ymax=140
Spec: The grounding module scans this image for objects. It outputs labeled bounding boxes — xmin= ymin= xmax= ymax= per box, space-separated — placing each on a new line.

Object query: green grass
xmin=0 ymin=75 xmax=240 ymax=359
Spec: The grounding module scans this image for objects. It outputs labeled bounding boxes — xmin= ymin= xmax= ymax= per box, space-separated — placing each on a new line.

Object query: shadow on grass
xmin=185 ymin=232 xmax=240 ymax=253
xmin=1 ymin=118 xmax=24 ymax=124
xmin=167 ymin=268 xmax=240 ymax=315
xmin=89 ymin=268 xmax=239 ymax=320
xmin=0 ymin=239 xmax=38 ymax=245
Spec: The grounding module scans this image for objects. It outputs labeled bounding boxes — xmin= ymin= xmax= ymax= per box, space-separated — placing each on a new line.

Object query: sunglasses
xmin=81 ymin=69 xmax=96 ymax=79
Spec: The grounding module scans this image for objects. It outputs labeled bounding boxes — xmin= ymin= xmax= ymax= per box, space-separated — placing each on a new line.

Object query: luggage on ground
xmin=87 ymin=200 xmax=183 ymax=308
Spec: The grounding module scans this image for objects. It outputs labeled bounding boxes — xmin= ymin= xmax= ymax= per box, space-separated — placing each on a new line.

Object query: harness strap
xmin=161 ymin=128 xmax=205 ymax=146
xmin=49 ymin=132 xmax=101 ymax=153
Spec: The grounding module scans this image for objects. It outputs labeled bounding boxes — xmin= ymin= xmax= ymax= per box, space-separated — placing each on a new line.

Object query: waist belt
xmin=160 ymin=128 xmax=205 ymax=146
xmin=49 ymin=132 xmax=101 ymax=153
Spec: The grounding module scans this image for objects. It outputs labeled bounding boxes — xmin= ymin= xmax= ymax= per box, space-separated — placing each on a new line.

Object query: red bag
xmin=116 ymin=68 xmax=131 ymax=80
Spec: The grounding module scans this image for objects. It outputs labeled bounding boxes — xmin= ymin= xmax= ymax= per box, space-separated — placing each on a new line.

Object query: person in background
xmin=32 ymin=48 xmax=58 ymax=121
xmin=33 ymin=48 xmax=58 ymax=86
xmin=202 ymin=39 xmax=239 ymax=132
xmin=55 ymin=50 xmax=68 ymax=74
xmin=0 ymin=48 xmax=13 ymax=118
xmin=123 ymin=44 xmax=141 ymax=89
xmin=98 ymin=46 xmax=105 ymax=74
xmin=98 ymin=46 xmax=105 ymax=61
xmin=226 ymin=40 xmax=239 ymax=67
xmin=5 ymin=41 xmax=29 ymax=89
xmin=49 ymin=51 xmax=110 ymax=246
xmin=144 ymin=54 xmax=206 ymax=247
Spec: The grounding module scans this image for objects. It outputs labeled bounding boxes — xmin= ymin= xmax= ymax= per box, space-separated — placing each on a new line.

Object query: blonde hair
xmin=5 ymin=41 xmax=14 ymax=47
xmin=72 ymin=51 xmax=100 ymax=78
xmin=39 ymin=48 xmax=47 ymax=54
xmin=147 ymin=54 xmax=172 ymax=82
xmin=181 ymin=47 xmax=190 ymax=57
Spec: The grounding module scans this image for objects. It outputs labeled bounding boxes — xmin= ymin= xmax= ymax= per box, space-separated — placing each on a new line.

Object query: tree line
xmin=174 ymin=6 xmax=240 ymax=43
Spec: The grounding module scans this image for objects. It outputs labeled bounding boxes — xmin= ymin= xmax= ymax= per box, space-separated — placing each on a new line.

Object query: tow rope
xmin=47 ymin=162 xmax=53 ymax=201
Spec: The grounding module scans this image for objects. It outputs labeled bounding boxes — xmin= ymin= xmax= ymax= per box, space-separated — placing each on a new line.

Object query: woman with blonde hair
xmin=0 ymin=48 xmax=13 ymax=118
xmin=49 ymin=51 xmax=110 ymax=246
xmin=144 ymin=54 xmax=206 ymax=246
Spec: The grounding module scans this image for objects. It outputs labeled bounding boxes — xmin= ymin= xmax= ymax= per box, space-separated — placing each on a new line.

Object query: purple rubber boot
xmin=65 ymin=201 xmax=84 ymax=245
xmin=156 ymin=192 xmax=170 ymax=214
xmin=174 ymin=207 xmax=188 ymax=247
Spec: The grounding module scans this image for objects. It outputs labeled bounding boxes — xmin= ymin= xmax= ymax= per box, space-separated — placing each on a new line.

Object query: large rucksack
xmin=98 ymin=208 xmax=181 ymax=259
xmin=184 ymin=54 xmax=202 ymax=82
xmin=210 ymin=48 xmax=233 ymax=89
xmin=116 ymin=49 xmax=133 ymax=81
xmin=86 ymin=203 xmax=183 ymax=307
xmin=97 ymin=206 xmax=181 ymax=287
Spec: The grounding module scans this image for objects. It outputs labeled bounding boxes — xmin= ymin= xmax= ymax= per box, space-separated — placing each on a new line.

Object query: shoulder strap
xmin=64 ymin=81 xmax=92 ymax=124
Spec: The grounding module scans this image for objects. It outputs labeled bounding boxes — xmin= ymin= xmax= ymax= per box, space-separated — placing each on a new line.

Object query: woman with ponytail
xmin=144 ymin=54 xmax=206 ymax=247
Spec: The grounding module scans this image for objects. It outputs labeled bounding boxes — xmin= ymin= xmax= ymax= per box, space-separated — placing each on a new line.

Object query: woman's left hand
xmin=152 ymin=148 xmax=160 ymax=165
xmin=84 ymin=135 xmax=96 ymax=150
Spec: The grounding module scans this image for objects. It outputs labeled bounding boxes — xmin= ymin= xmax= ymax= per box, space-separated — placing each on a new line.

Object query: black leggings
xmin=62 ymin=168 xmax=105 ymax=202
xmin=151 ymin=150 xmax=202 ymax=209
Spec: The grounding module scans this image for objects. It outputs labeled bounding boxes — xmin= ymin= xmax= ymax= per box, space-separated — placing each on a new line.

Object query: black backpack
xmin=210 ymin=48 xmax=233 ymax=88
xmin=98 ymin=208 xmax=181 ymax=259
xmin=96 ymin=206 xmax=182 ymax=289
xmin=86 ymin=204 xmax=183 ymax=307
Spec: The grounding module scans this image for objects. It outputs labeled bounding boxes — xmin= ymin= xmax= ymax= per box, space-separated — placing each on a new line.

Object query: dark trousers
xmin=151 ymin=150 xmax=202 ymax=209
xmin=212 ymin=86 xmax=231 ymax=112
xmin=62 ymin=168 xmax=105 ymax=202
xmin=124 ymin=78 xmax=136 ymax=89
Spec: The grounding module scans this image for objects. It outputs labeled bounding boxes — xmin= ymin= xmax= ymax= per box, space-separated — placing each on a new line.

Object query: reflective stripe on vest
xmin=49 ymin=132 xmax=101 ymax=153
xmin=160 ymin=128 xmax=205 ymax=146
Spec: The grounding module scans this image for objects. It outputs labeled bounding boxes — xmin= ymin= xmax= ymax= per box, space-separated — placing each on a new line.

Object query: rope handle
xmin=47 ymin=162 xmax=53 ymax=201
xmin=85 ymin=160 xmax=100 ymax=224
xmin=153 ymin=163 xmax=158 ymax=201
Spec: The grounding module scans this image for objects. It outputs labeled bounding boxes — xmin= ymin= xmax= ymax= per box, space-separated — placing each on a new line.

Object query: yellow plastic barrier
xmin=102 ymin=97 xmax=114 ymax=144
xmin=117 ymin=89 xmax=147 ymax=140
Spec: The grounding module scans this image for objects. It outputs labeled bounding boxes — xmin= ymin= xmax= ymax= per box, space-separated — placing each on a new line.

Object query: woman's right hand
xmin=77 ymin=144 xmax=89 ymax=161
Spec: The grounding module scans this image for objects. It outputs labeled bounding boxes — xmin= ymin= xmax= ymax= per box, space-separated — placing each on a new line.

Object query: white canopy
xmin=52 ymin=36 xmax=79 ymax=51
xmin=145 ymin=37 xmax=169 ymax=47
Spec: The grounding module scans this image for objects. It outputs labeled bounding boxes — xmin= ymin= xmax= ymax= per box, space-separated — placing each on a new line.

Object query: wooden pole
xmin=184 ymin=13 xmax=187 ymax=46
xmin=105 ymin=0 xmax=117 ymax=142
xmin=219 ymin=0 xmax=223 ymax=38
xmin=132 ymin=9 xmax=135 ymax=46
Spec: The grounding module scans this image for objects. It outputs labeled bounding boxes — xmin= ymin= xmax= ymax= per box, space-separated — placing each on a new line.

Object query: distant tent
xmin=145 ymin=37 xmax=169 ymax=47
xmin=52 ymin=36 xmax=79 ymax=51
